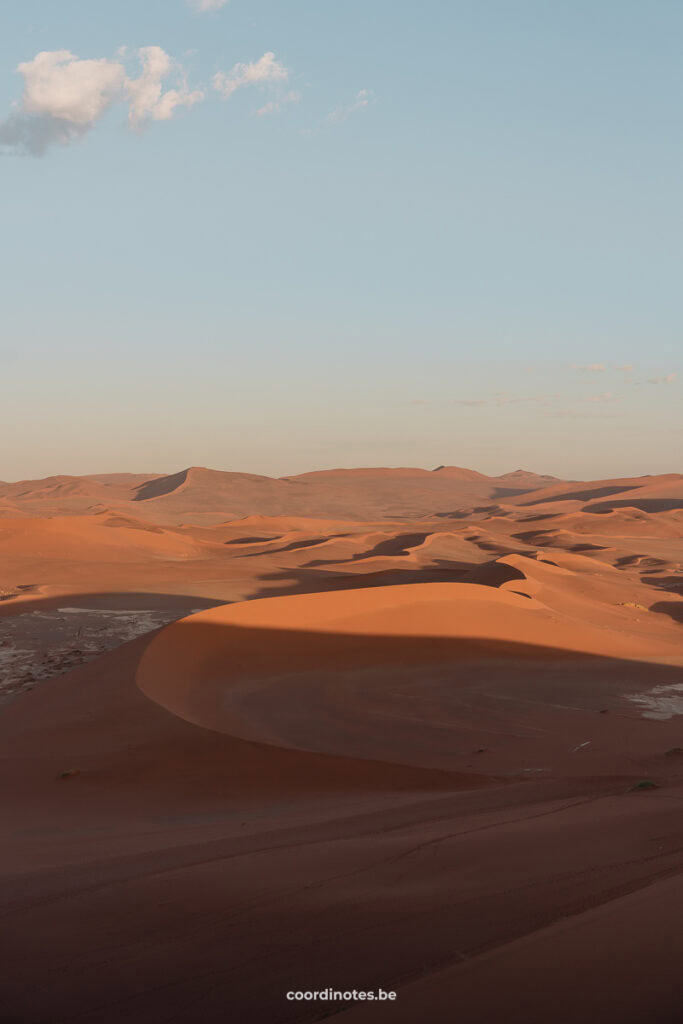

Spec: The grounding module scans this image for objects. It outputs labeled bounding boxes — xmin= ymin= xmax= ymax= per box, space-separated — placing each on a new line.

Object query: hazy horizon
xmin=3 ymin=455 xmax=682 ymax=487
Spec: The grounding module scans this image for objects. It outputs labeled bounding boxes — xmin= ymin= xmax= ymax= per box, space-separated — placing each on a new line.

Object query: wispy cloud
xmin=127 ymin=47 xmax=203 ymax=127
xmin=572 ymin=362 xmax=606 ymax=372
xmin=256 ymin=90 xmax=301 ymax=117
xmin=326 ymin=89 xmax=373 ymax=124
xmin=449 ymin=392 xmax=561 ymax=410
xmin=585 ymin=391 xmax=616 ymax=403
xmin=0 ymin=48 xmax=203 ymax=155
xmin=189 ymin=0 xmax=229 ymax=9
xmin=213 ymin=52 xmax=289 ymax=100
xmin=647 ymin=372 xmax=678 ymax=385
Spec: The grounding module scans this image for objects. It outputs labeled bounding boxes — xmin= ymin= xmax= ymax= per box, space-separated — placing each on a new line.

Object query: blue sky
xmin=0 ymin=0 xmax=681 ymax=480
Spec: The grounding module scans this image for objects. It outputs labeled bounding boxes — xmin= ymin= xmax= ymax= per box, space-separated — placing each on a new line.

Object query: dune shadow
xmin=512 ymin=530 xmax=608 ymax=554
xmin=136 ymin=614 xmax=683 ymax=776
xmin=520 ymin=485 xmax=637 ymax=505
xmin=587 ymin=499 xmax=683 ymax=513
xmin=650 ymin=601 xmax=683 ymax=624
xmin=237 ymin=534 xmax=349 ymax=557
xmin=305 ymin=532 xmax=434 ymax=567
xmin=640 ymin=574 xmax=683 ymax=594
xmin=224 ymin=535 xmax=282 ymax=545
xmin=246 ymin=557 xmax=526 ymax=602
xmin=569 ymin=543 xmax=608 ymax=553
xmin=492 ymin=486 xmax=541 ymax=499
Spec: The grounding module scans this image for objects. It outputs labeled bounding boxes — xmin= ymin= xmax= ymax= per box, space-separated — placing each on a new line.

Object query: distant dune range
xmin=1 ymin=464 xmax=682 ymax=1022
xmin=0 ymin=464 xmax=564 ymax=523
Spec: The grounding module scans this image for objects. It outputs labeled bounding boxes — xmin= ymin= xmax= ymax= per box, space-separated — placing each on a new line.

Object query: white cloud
xmin=0 ymin=50 xmax=126 ymax=154
xmin=0 ymin=47 xmax=203 ymax=155
xmin=326 ymin=89 xmax=372 ymax=124
xmin=126 ymin=46 xmax=203 ymax=126
xmin=18 ymin=50 xmax=125 ymax=125
xmin=647 ymin=372 xmax=678 ymax=385
xmin=189 ymin=0 xmax=229 ymax=9
xmin=256 ymin=90 xmax=301 ymax=117
xmin=213 ymin=53 xmax=289 ymax=100
xmin=615 ymin=364 xmax=634 ymax=371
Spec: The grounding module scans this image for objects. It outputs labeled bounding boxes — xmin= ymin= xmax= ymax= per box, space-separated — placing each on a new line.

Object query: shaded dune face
xmin=137 ymin=583 xmax=683 ymax=776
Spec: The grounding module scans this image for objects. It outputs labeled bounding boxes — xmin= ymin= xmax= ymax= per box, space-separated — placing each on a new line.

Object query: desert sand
xmin=1 ymin=464 xmax=682 ymax=1022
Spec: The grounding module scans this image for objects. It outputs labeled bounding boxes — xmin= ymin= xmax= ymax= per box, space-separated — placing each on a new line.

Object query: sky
xmin=0 ymin=0 xmax=681 ymax=482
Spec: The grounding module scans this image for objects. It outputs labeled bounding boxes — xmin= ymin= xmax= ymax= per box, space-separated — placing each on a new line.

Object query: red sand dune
xmin=2 ymin=576 xmax=683 ymax=1023
xmin=2 ymin=466 xmax=681 ymax=524
xmin=0 ymin=464 xmax=571 ymax=523
xmin=509 ymin=473 xmax=683 ymax=511
xmin=136 ymin=581 xmax=681 ymax=773
xmin=0 ymin=514 xmax=206 ymax=565
xmin=1 ymin=463 xmax=682 ymax=1022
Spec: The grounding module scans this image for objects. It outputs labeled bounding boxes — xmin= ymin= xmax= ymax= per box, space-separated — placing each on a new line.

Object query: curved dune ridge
xmin=136 ymin=578 xmax=678 ymax=773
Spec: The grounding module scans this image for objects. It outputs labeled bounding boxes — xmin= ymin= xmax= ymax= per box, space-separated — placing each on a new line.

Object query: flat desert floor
xmin=1 ymin=466 xmax=682 ymax=1023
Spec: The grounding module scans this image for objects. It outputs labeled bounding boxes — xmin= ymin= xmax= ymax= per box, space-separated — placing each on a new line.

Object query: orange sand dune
xmin=229 ymin=512 xmax=360 ymax=531
xmin=4 ymin=464 xmax=682 ymax=523
xmin=136 ymin=581 xmax=682 ymax=772
xmin=0 ymin=514 xmax=206 ymax=562
xmin=0 ymin=464 xmax=572 ymax=523
xmin=584 ymin=475 xmax=683 ymax=513
xmin=0 ymin=473 xmax=147 ymax=504
xmin=2 ymin=462 xmax=683 ymax=1023
xmin=2 ymin=573 xmax=683 ymax=1023
xmin=508 ymin=473 xmax=683 ymax=511
xmin=515 ymin=507 xmax=683 ymax=539
xmin=494 ymin=467 xmax=560 ymax=487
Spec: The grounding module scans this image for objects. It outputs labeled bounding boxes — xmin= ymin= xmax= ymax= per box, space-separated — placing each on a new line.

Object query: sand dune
xmin=0 ymin=473 xmax=153 ymax=503
xmin=3 ymin=464 xmax=681 ymax=524
xmin=494 ymin=468 xmax=560 ymax=488
xmin=0 ymin=463 xmax=569 ymax=523
xmin=1 ymin=462 xmax=682 ymax=1022
xmin=2 ymin=572 xmax=683 ymax=1022
xmin=510 ymin=473 xmax=683 ymax=510
xmin=0 ymin=514 xmax=205 ymax=564
xmin=135 ymin=580 xmax=681 ymax=776
xmin=514 ymin=508 xmax=683 ymax=539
